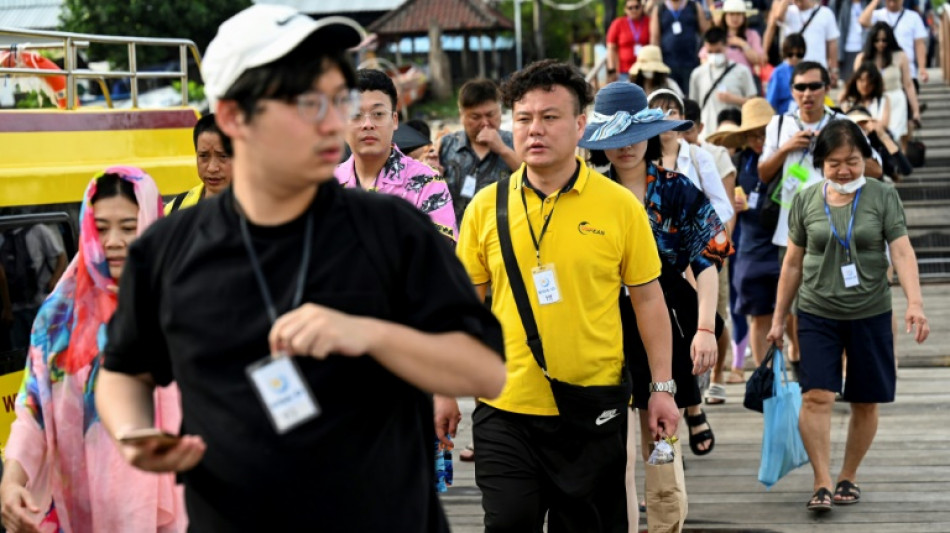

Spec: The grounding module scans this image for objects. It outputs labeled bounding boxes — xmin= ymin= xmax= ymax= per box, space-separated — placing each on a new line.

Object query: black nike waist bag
xmin=547 ymin=369 xmax=632 ymax=435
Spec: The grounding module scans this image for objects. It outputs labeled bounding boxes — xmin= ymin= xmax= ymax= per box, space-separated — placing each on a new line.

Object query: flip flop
xmin=725 ymin=370 xmax=745 ymax=384
xmin=458 ymin=443 xmax=475 ymax=462
xmin=807 ymin=487 xmax=833 ymax=513
xmin=834 ymin=480 xmax=861 ymax=505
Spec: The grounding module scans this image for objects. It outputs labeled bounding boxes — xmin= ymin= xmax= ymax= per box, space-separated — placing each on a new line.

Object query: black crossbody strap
xmin=495 ymin=177 xmax=548 ymax=374
xmin=702 ymin=63 xmax=737 ymax=109
xmin=800 ymin=7 xmax=820 ymax=33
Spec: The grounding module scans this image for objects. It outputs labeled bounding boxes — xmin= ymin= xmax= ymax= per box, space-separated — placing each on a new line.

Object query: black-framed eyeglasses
xmin=786 ymin=51 xmax=804 ymax=59
xmin=792 ymin=81 xmax=825 ymax=92
xmin=292 ymin=89 xmax=360 ymax=124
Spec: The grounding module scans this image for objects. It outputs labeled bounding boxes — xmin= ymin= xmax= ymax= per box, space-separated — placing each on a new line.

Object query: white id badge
xmin=747 ymin=191 xmax=760 ymax=209
xmin=460 ymin=175 xmax=478 ymax=198
xmin=532 ymin=264 xmax=562 ymax=305
xmin=634 ymin=44 xmax=644 ymax=55
xmin=841 ymin=264 xmax=860 ymax=288
xmin=247 ymin=354 xmax=320 ymax=434
xmin=671 ymin=21 xmax=683 ymax=34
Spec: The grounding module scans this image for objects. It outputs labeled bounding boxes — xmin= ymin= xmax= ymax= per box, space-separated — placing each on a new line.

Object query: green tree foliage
xmin=497 ymin=0 xmax=605 ymax=63
xmin=59 ymin=0 xmax=251 ymax=68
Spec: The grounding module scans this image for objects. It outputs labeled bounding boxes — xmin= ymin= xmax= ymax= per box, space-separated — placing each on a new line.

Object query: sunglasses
xmin=626 ymin=4 xmax=642 ymax=9
xmin=786 ymin=52 xmax=804 ymax=59
xmin=792 ymin=81 xmax=825 ymax=92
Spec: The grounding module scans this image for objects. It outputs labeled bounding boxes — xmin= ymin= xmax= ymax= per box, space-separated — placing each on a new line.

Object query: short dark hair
xmin=193 ymin=113 xmax=233 ymax=156
xmin=356 ymin=68 xmax=398 ymax=110
xmin=221 ymin=34 xmax=356 ymax=122
xmin=717 ymin=107 xmax=742 ymax=126
xmin=704 ymin=26 xmax=728 ymax=45
xmin=502 ymin=59 xmax=593 ymax=115
xmin=844 ymin=62 xmax=884 ymax=101
xmin=812 ymin=119 xmax=872 ymax=170
xmin=791 ymin=61 xmax=830 ymax=87
xmin=782 ymin=33 xmax=807 ymax=58
xmin=405 ymin=119 xmax=431 ymax=140
xmin=92 ymin=173 xmax=138 ymax=206
xmin=459 ymin=79 xmax=502 ymax=109
xmin=683 ymin=98 xmax=701 ymax=123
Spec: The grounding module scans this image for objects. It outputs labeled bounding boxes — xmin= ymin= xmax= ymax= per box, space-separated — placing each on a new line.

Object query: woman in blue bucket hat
xmin=580 ymin=81 xmax=733 ymax=507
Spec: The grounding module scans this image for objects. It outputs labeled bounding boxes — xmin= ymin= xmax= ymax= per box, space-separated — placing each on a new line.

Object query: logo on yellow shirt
xmin=577 ymin=221 xmax=605 ymax=236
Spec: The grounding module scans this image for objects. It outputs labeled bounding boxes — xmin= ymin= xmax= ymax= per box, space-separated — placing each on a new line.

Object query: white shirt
xmin=782 ymin=5 xmax=840 ymax=66
xmin=688 ymin=61 xmax=758 ymax=133
xmin=845 ymin=2 xmax=866 ymax=53
xmin=870 ymin=7 xmax=928 ymax=78
xmin=676 ymin=139 xmax=735 ymax=223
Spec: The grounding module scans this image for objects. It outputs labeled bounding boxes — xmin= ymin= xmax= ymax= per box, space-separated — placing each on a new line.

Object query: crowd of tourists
xmin=0 ymin=1 xmax=935 ymax=531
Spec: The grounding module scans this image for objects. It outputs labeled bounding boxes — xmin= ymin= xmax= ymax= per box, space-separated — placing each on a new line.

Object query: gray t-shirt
xmin=439 ymin=129 xmax=515 ymax=225
xmin=788 ymin=178 xmax=907 ymax=319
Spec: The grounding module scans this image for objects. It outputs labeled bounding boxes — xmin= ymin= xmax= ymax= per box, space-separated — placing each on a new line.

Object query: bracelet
xmin=697 ymin=327 xmax=716 ymax=335
xmin=606 ymin=68 xmax=617 ymax=74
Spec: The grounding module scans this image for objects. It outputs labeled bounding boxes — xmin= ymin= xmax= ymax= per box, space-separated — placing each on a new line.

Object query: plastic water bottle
xmin=434 ymin=439 xmax=447 ymax=492
xmin=444 ymin=449 xmax=454 ymax=487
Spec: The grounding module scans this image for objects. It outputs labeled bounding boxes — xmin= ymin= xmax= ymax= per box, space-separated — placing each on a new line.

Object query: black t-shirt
xmin=103 ymin=181 xmax=503 ymax=532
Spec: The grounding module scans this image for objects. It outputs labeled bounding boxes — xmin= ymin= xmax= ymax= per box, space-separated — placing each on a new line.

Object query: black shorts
xmin=472 ymin=404 xmax=628 ymax=532
xmin=796 ymin=310 xmax=896 ymax=403
xmin=620 ymin=295 xmax=702 ymax=410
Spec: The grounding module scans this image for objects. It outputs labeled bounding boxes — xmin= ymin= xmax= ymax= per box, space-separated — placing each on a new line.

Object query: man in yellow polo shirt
xmin=165 ymin=113 xmax=234 ymax=214
xmin=446 ymin=59 xmax=680 ymax=531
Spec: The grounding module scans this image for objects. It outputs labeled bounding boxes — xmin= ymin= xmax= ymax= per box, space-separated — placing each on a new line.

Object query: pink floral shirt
xmin=335 ymin=145 xmax=458 ymax=240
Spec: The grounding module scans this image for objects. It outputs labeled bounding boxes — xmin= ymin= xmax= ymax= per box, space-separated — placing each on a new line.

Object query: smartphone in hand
xmin=118 ymin=428 xmax=181 ymax=452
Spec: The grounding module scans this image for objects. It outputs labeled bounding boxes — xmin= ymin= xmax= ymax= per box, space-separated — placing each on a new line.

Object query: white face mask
xmin=827 ymin=176 xmax=867 ymax=194
xmin=643 ymin=70 xmax=655 ymax=80
xmin=709 ymin=53 xmax=727 ymax=67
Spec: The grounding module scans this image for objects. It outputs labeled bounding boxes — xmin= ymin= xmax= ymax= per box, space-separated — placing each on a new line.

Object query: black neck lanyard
xmin=520 ymin=170 xmax=564 ymax=266
xmin=239 ymin=207 xmax=315 ymax=325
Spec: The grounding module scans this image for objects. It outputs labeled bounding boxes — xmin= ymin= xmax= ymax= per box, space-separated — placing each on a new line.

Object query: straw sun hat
xmin=706 ymin=98 xmax=775 ymax=149
xmin=629 ymin=45 xmax=671 ymax=76
xmin=579 ymin=82 xmax=692 ymax=150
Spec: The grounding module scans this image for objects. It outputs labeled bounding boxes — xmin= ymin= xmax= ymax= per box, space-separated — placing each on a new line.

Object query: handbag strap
xmin=800 ymin=6 xmax=820 ymax=33
xmin=495 ymin=177 xmax=549 ymax=376
xmin=702 ymin=63 xmax=737 ymax=109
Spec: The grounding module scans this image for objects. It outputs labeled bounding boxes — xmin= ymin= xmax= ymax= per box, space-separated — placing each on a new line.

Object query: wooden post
xmin=477 ymin=32 xmax=486 ymax=78
xmin=395 ymin=37 xmax=403 ymax=65
xmin=461 ymin=32 xmax=471 ymax=79
xmin=533 ymin=0 xmax=545 ymax=60
xmin=429 ymin=22 xmax=452 ymax=100
xmin=491 ymin=32 xmax=501 ymax=80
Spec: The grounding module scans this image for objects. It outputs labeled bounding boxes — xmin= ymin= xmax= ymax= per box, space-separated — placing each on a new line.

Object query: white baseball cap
xmin=202 ymin=4 xmax=365 ymax=108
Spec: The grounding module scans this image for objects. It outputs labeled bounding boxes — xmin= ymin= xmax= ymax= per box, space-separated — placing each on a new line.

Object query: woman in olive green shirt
xmin=767 ymin=119 xmax=929 ymax=513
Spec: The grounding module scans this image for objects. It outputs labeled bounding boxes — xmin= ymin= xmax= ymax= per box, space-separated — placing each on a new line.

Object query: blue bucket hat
xmin=578 ymin=82 xmax=692 ymax=150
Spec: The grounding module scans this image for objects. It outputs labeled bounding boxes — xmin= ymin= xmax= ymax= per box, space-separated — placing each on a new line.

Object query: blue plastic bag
xmin=758 ymin=347 xmax=809 ymax=489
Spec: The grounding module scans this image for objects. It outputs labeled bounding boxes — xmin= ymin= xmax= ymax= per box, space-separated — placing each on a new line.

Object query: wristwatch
xmin=649 ymin=379 xmax=677 ymax=395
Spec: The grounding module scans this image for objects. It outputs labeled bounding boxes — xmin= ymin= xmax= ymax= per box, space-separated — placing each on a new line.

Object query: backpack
xmin=0 ymin=228 xmax=39 ymax=305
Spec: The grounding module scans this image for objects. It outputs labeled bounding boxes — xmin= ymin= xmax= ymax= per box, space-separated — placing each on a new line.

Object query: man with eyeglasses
xmin=606 ymin=1 xmax=651 ymax=82
xmin=94 ymin=5 xmax=506 ymax=531
xmin=758 ymin=61 xmax=881 ymax=374
xmin=336 ymin=69 xmax=458 ymax=241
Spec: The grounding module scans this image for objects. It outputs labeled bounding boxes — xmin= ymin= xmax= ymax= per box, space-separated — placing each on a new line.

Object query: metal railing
xmin=0 ymin=27 xmax=202 ymax=109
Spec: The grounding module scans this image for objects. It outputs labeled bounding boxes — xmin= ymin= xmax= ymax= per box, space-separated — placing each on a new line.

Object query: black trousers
xmin=473 ymin=404 xmax=628 ymax=533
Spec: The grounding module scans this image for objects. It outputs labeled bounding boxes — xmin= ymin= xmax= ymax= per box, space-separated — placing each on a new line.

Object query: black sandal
xmin=685 ymin=410 xmax=715 ymax=456
xmin=834 ymin=480 xmax=861 ymax=505
xmin=807 ymin=487 xmax=833 ymax=513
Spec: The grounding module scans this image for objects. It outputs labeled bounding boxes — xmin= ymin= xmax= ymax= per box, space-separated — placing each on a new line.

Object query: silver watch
xmin=649 ymin=379 xmax=677 ymax=395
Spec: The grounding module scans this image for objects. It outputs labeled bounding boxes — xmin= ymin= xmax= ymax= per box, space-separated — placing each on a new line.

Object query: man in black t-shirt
xmin=94 ymin=5 xmax=506 ymax=532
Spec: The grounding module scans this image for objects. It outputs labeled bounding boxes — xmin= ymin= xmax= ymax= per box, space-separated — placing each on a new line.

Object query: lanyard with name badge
xmin=822 ymin=183 xmax=862 ymax=288
xmin=745 ymin=156 xmax=763 ymax=209
xmin=667 ymin=0 xmax=686 ymax=34
xmin=626 ymin=17 xmax=644 ymax=54
xmin=774 ymin=110 xmax=831 ymax=206
xmin=240 ymin=205 xmax=321 ymax=434
xmin=521 ymin=171 xmax=565 ymax=305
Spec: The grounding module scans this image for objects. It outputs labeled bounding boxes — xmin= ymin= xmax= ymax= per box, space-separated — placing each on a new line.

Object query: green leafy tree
xmin=59 ymin=0 xmax=251 ymax=68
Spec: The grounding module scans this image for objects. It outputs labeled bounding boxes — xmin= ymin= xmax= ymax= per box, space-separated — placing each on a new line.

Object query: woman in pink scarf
xmin=0 ymin=168 xmax=185 ymax=533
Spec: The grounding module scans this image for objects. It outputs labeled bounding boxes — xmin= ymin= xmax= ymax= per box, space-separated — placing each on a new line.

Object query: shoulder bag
xmin=495 ymin=177 xmax=631 ymax=435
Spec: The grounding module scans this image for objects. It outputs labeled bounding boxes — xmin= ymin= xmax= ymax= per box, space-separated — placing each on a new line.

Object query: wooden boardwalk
xmin=441 ymin=287 xmax=950 ymax=532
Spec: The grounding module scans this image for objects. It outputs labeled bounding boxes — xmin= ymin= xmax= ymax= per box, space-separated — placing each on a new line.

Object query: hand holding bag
xmin=743 ymin=344 xmax=777 ymax=413
xmin=758 ymin=347 xmax=809 ymax=488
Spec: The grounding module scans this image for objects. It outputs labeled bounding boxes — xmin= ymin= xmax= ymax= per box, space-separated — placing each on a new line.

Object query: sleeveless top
xmin=881 ymin=61 xmax=902 ymax=93
xmin=660 ymin=0 xmax=701 ymax=66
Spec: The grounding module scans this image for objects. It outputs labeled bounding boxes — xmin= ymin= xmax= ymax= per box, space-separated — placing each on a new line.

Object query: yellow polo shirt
xmin=457 ymin=157 xmax=661 ymax=416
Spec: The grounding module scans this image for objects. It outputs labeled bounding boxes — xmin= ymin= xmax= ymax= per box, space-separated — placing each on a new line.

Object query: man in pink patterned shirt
xmin=336 ymin=69 xmax=457 ymax=241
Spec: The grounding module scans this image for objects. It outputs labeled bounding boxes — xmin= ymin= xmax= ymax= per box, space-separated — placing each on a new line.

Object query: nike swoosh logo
xmin=595 ymin=409 xmax=620 ymax=426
